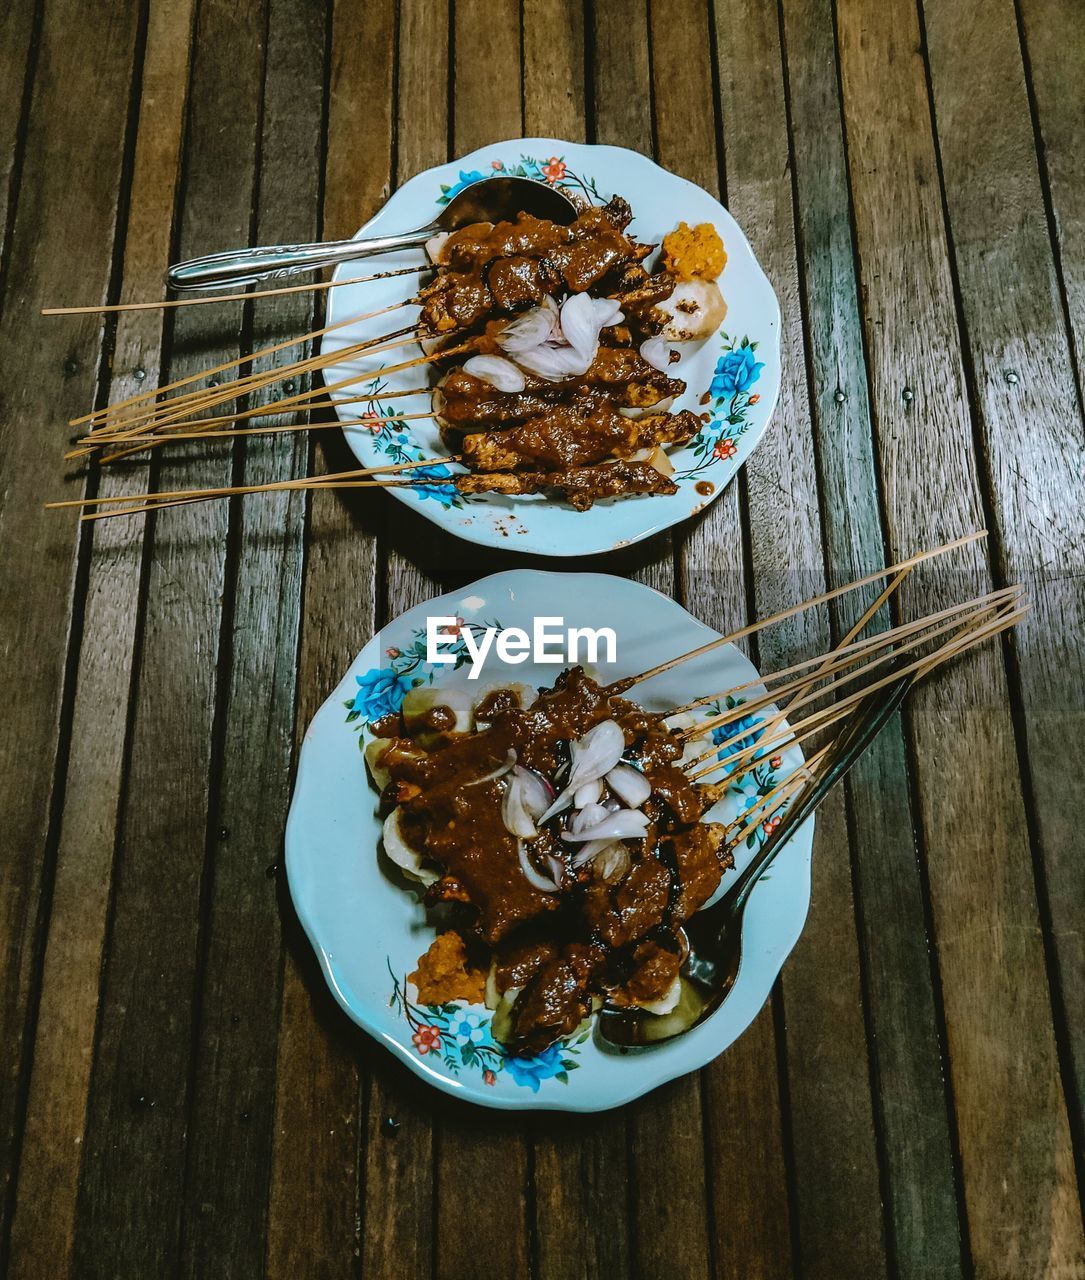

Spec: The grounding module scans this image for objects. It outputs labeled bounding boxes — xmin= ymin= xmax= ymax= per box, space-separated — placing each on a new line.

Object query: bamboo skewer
xmin=667 ymin=567 xmax=918 ymax=721
xmin=610 ymin=531 xmax=988 ymax=694
xmin=674 ymin=584 xmax=1021 ymax=758
xmin=43 ymin=264 xmax=428 ymax=316
xmin=684 ymin=601 xmax=1027 ymax=783
xmin=73 ymin=384 xmax=430 ymax=448
xmin=82 ymin=328 xmax=431 ymax=465
xmin=74 ymin=412 xmax=442 ymax=447
xmin=687 ymin=699 xmax=852 ymax=786
xmin=676 ymin=590 xmax=1021 ymax=749
xmin=728 ymin=601 xmax=1027 ymax=840
xmin=46 ymin=456 xmax=451 ymax=512
xmin=75 ymin=322 xmax=421 ymax=452
xmin=97 ymin=337 xmax=470 ymax=463
xmin=725 ymin=746 xmax=831 ymax=848
xmin=703 ymin=566 xmax=909 ymax=773
xmin=71 ymin=299 xmax=415 ymax=429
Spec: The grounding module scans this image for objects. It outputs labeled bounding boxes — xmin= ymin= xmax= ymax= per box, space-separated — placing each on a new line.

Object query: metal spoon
xmin=597 ymin=672 xmax=913 ymax=1049
xmin=165 ymin=175 xmax=579 ymax=292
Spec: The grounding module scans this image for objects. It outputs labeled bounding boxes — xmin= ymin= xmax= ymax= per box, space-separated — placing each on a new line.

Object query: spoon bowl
xmin=166 ymin=175 xmax=578 ymax=292
xmin=597 ymin=672 xmax=913 ymax=1049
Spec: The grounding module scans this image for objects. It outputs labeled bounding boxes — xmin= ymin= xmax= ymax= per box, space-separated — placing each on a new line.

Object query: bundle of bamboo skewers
xmin=597 ymin=529 xmax=1025 ymax=846
xmin=45 ymin=264 xmax=474 ymax=520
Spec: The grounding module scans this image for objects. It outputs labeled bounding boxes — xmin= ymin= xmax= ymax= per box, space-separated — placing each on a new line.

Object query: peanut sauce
xmin=372 ymin=668 xmax=734 ymax=1055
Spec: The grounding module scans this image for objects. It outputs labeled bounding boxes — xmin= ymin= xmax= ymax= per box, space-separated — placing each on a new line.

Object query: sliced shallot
xmin=462 ymin=354 xmax=526 ymax=393
xmin=559 ymin=292 xmax=600 ymax=361
xmin=562 ymin=809 xmax=650 ymax=843
xmin=605 ymin=762 xmax=652 ymax=809
xmin=496 ymin=298 xmax=559 ymax=353
xmin=639 ymin=335 xmax=672 ymax=372
xmin=517 ymin=840 xmax=560 ymax=893
xmin=465 ymin=749 xmax=517 ymax=786
xmin=537 ymin=720 xmax=626 ymax=823
xmin=501 ymin=765 xmax=552 ymax=839
xmin=574 ymin=778 xmax=604 ymax=808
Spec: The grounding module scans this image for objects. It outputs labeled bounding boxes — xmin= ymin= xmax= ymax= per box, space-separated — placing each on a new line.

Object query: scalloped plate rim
xmin=285 ymin=569 xmax=813 ymax=1112
xmin=322 ymin=138 xmax=782 ymax=557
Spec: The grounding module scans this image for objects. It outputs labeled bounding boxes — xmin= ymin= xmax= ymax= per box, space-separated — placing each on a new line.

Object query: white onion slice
xmin=517 ymin=840 xmax=560 ymax=893
xmin=562 ymin=809 xmax=650 ymax=843
xmin=501 ymin=765 xmax=553 ymax=839
xmin=559 ymin=292 xmax=600 ymax=361
xmin=568 ymin=802 xmax=611 ymax=835
xmin=574 ymin=778 xmax=604 ymax=808
xmin=605 ymin=762 xmax=652 ymax=808
xmin=465 ymin=749 xmax=517 ymax=786
xmin=382 ymin=810 xmax=439 ymax=885
xmin=496 ymin=299 xmax=560 ymax=353
xmin=545 ymin=853 xmax=565 ymax=887
xmin=514 ymin=341 xmax=594 ymax=381
xmin=593 ymin=297 xmax=625 ymax=327
xmin=639 ymin=335 xmax=672 ymax=372
xmin=462 ymin=354 xmax=526 ymax=393
xmin=537 ymin=720 xmax=626 ymax=823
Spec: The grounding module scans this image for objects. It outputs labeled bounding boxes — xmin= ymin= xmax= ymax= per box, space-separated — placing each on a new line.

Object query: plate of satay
xmin=285 ymin=537 xmax=1019 ymax=1110
xmin=320 ymin=138 xmax=781 ymax=557
xmin=286 ymin=569 xmax=813 ymax=1110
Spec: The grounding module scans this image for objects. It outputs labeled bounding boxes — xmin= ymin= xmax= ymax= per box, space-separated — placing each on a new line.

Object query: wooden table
xmin=2 ymin=1 xmax=1083 ymax=1276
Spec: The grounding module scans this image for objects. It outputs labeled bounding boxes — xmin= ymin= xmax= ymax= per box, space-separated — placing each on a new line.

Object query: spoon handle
xmin=726 ymin=671 xmax=914 ymax=914
xmin=165 ymin=225 xmax=437 ymax=291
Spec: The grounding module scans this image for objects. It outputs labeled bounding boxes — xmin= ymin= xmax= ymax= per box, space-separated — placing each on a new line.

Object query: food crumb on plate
xmin=409 ymin=930 xmax=487 ymax=1005
xmin=661 ymin=222 xmax=727 ymax=281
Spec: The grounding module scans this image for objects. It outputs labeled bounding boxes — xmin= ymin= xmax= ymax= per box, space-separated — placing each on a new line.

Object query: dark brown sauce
xmin=374 ymin=668 xmax=734 ymax=1055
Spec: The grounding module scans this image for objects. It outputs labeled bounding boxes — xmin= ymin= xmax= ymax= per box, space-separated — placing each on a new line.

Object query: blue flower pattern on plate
xmin=352 ymin=667 xmax=415 ymax=721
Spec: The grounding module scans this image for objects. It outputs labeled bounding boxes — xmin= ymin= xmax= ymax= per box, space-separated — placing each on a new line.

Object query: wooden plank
xmin=1016 ymin=0 xmax=1085 ymax=391
xmin=0 ymin=0 xmax=143 ymax=1263
xmin=325 ymin=6 xmax=448 ymax=1279
xmin=5 ymin=2 xmax=196 ymax=1274
xmin=423 ymin=12 xmax=533 ymax=1280
xmin=835 ymin=0 xmax=1085 ymax=1274
xmin=176 ymin=0 xmax=325 ymax=1273
xmin=265 ymin=0 xmax=393 ymax=1274
xmin=922 ymin=0 xmax=1085 ymax=1195
xmin=646 ymin=3 xmax=800 ymax=1278
xmin=524 ymin=0 xmax=585 ymax=140
xmin=588 ymin=0 xmax=674 ymax=600
xmin=69 ymin=0 xmax=269 ymax=1270
xmin=521 ymin=8 xmax=635 ymax=1279
xmin=0 ymin=0 xmax=39 ymax=297
xmin=708 ymin=2 xmax=888 ymax=1276
xmin=778 ymin=0 xmax=966 ymax=1273
xmin=618 ymin=7 xmax=725 ymax=1278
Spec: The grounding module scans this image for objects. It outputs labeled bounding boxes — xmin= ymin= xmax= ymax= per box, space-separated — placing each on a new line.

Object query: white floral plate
xmin=286 ymin=571 xmax=813 ymax=1111
xmin=321 ymin=138 xmax=781 ymax=557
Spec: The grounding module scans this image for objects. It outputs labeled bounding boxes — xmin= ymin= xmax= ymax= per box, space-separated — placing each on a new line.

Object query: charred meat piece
xmin=375 ymin=667 xmax=742 ymax=1055
xmin=439 ymin=213 xmax=575 ymax=271
xmin=459 ymin=403 xmax=700 ymax=472
xmin=453 ymin=459 xmax=679 ymax=511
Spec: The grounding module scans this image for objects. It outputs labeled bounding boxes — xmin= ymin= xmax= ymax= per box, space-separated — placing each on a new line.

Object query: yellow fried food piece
xmin=661 ymin=221 xmax=727 ymax=281
xmin=410 ymin=930 xmax=488 ymax=1005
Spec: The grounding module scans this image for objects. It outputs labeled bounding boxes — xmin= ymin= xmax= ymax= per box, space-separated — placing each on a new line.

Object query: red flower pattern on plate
xmin=483 ymin=1069 xmax=497 ymax=1086
xmin=412 ymin=1025 xmax=441 ymax=1056
xmin=541 ymin=156 xmax=567 ymax=183
xmin=713 ymin=437 xmax=738 ymax=461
